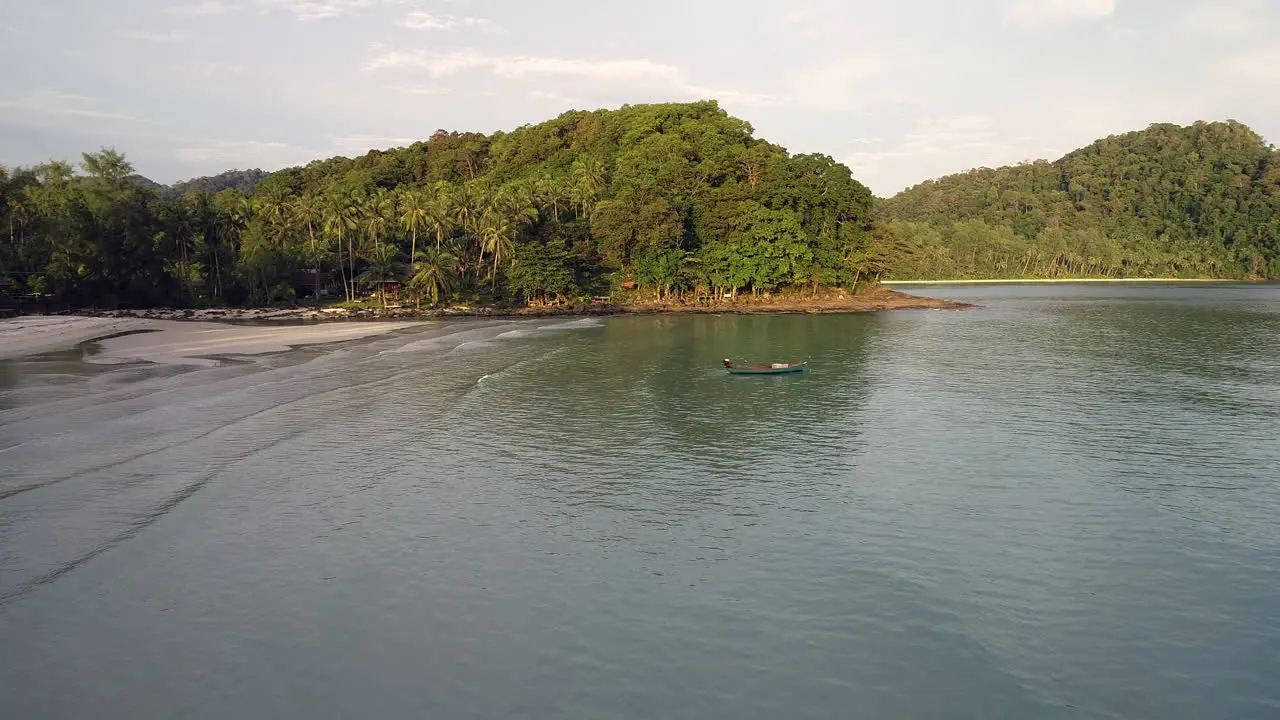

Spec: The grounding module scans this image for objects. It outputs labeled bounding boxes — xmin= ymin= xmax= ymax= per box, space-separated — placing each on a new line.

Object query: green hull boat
xmin=722 ymin=358 xmax=808 ymax=375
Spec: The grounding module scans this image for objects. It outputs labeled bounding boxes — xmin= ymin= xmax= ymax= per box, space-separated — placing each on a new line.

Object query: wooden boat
xmin=722 ymin=358 xmax=808 ymax=375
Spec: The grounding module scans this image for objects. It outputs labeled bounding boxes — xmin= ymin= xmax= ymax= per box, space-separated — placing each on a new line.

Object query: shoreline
xmin=0 ymin=289 xmax=970 ymax=362
xmin=881 ymin=278 xmax=1251 ymax=285
xmin=0 ymin=316 xmax=427 ymax=364
xmin=58 ymin=288 xmax=973 ymax=324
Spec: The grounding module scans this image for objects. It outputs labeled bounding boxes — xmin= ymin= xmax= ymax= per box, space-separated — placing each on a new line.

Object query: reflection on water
xmin=2 ymin=286 xmax=1280 ymax=719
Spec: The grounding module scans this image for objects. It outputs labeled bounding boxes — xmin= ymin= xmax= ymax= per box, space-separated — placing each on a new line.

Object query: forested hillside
xmin=879 ymin=121 xmax=1280 ymax=279
xmin=167 ymin=169 xmax=268 ymax=199
xmin=0 ymin=101 xmax=878 ymax=309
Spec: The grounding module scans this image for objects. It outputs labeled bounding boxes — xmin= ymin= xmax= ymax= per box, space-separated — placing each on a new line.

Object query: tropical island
xmin=878 ymin=120 xmax=1280 ymax=281
xmin=1 ymin=102 xmax=1278 ymax=321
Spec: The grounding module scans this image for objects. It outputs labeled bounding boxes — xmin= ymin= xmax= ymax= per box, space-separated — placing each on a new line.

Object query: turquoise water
xmin=2 ymin=284 xmax=1279 ymax=718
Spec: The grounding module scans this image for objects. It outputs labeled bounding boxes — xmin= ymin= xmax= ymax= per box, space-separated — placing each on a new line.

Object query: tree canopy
xmin=0 ymin=101 xmax=880 ymax=309
xmin=6 ymin=111 xmax=1276 ymax=311
xmin=877 ymin=120 xmax=1280 ymax=279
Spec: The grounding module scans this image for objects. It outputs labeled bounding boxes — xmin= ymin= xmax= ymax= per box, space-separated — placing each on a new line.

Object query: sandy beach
xmin=0 ymin=288 xmax=966 ymax=364
xmin=0 ymin=315 xmax=423 ymax=365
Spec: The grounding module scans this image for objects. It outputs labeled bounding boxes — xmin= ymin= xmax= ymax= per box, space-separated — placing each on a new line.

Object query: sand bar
xmin=0 ymin=316 xmax=423 ymax=365
xmin=0 ymin=316 xmax=159 ymax=360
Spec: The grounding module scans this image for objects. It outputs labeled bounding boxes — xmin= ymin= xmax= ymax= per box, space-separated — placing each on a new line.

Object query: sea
xmin=2 ymin=282 xmax=1278 ymax=719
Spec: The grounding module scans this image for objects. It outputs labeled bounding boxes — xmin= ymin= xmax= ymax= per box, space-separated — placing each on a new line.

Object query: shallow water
xmin=2 ymin=284 xmax=1279 ymax=718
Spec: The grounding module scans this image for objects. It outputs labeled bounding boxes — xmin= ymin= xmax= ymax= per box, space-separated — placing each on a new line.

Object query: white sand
xmin=0 ymin=316 xmax=423 ymax=365
xmin=0 ymin=316 xmax=159 ymax=360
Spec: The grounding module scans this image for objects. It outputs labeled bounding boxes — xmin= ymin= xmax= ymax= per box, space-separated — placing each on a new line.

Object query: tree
xmin=880 ymin=120 xmax=1280 ymax=279
xmin=292 ymin=192 xmax=324 ymax=300
xmin=479 ymin=215 xmax=515 ymax=289
xmin=408 ymin=246 xmax=458 ymax=308
xmin=322 ymin=193 xmax=359 ymax=301
xmin=8 ymin=106 xmax=1275 ymax=312
xmin=398 ymin=188 xmax=430 ymax=274
xmin=357 ymin=243 xmax=403 ymax=307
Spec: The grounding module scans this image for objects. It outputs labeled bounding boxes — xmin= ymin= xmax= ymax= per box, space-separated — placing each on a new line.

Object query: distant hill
xmin=125 ymin=169 xmax=268 ymax=199
xmin=168 ymin=169 xmax=268 ymax=198
xmin=877 ymin=120 xmax=1280 ymax=279
xmin=126 ymin=174 xmax=168 ymax=194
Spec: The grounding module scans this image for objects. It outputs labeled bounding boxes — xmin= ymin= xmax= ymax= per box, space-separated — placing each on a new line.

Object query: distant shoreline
xmin=52 ymin=288 xmax=972 ymax=324
xmin=1 ymin=289 xmax=973 ymax=361
xmin=881 ymin=278 xmax=1248 ymax=285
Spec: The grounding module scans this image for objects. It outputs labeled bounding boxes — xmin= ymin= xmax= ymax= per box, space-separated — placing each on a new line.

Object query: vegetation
xmin=6 ymin=111 xmax=1277 ymax=311
xmin=167 ymin=169 xmax=268 ymax=199
xmin=878 ymin=120 xmax=1280 ymax=280
xmin=0 ymin=101 xmax=881 ymax=310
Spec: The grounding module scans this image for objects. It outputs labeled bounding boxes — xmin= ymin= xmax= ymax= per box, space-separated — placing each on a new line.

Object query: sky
xmin=2 ymin=0 xmax=1278 ymax=196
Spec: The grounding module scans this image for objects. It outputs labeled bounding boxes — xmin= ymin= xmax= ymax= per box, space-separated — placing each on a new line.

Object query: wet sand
xmin=0 ymin=316 xmax=424 ymax=365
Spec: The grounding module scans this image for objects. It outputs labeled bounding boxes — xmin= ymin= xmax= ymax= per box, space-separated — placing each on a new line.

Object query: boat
xmin=722 ymin=358 xmax=808 ymax=375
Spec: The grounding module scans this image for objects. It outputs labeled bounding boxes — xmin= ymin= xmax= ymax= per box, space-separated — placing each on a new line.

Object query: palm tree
xmin=398 ymin=188 xmax=430 ymax=271
xmin=531 ymin=173 xmax=564 ymax=221
xmin=409 ymin=246 xmax=458 ymax=308
xmin=357 ymin=243 xmax=403 ymax=308
xmin=322 ymin=194 xmax=358 ymax=301
xmin=363 ymin=189 xmax=394 ymax=253
xmin=451 ymin=183 xmax=490 ymax=285
xmin=426 ymin=190 xmax=454 ymax=251
xmin=256 ymin=188 xmax=292 ymax=246
xmin=451 ymin=183 xmax=480 ymax=238
xmin=8 ymin=197 xmax=30 ymax=250
xmin=479 ymin=215 xmax=515 ymax=289
xmin=571 ymin=156 xmax=606 ymax=216
xmin=292 ymin=193 xmax=324 ymax=301
xmin=496 ymin=183 xmax=539 ymax=231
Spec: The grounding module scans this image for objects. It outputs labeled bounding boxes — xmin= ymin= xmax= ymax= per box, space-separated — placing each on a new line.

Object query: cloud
xmin=367 ymin=47 xmax=678 ymax=80
xmin=169 ymin=1 xmax=242 ymax=15
xmin=0 ymin=91 xmax=140 ymax=123
xmin=383 ymin=83 xmax=450 ymax=96
xmin=397 ymin=10 xmax=489 ymax=31
xmin=259 ymin=0 xmax=400 ymax=21
xmin=365 ymin=47 xmax=773 ymax=106
xmin=1177 ymin=0 xmax=1272 ymax=39
xmin=171 ymin=134 xmax=418 ymax=170
xmin=173 ymin=138 xmax=317 ymax=165
xmin=1221 ymin=47 xmax=1280 ymax=84
xmin=528 ymin=89 xmax=581 ymax=107
xmin=845 ymin=116 xmax=1057 ymax=194
xmin=786 ymin=51 xmax=918 ymax=112
xmin=1004 ymin=0 xmax=1115 ymax=28
xmin=326 ymin=134 xmax=417 ymax=155
xmin=120 ymin=30 xmax=188 ymax=43
xmin=781 ymin=0 xmax=842 ymax=25
xmin=178 ymin=63 xmax=248 ymax=77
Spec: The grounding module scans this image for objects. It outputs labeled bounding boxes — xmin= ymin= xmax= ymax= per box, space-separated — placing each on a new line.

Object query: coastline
xmin=0 ymin=289 xmax=970 ymax=362
xmin=0 ymin=316 xmax=426 ymax=365
xmin=61 ymin=287 xmax=973 ymax=323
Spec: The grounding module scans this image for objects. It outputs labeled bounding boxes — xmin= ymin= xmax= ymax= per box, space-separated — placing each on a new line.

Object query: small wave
xmin=382 ymin=337 xmax=456 ymax=355
xmin=538 ymin=318 xmax=605 ymax=331
xmin=447 ymin=340 xmax=496 ymax=353
xmin=496 ymin=330 xmax=535 ymax=339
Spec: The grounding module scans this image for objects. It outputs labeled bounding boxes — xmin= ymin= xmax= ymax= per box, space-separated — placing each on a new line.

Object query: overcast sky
xmin=2 ymin=0 xmax=1277 ymax=195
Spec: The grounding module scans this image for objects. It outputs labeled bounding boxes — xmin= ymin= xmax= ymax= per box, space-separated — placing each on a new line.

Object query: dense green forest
xmin=5 ymin=109 xmax=1278 ymax=311
xmin=165 ymin=169 xmax=268 ymax=199
xmin=0 ymin=101 xmax=881 ymax=309
xmin=879 ymin=120 xmax=1280 ymax=279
